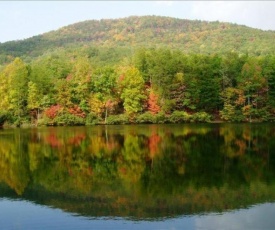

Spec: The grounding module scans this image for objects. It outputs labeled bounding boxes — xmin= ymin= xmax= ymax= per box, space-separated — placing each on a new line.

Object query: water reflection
xmin=0 ymin=199 xmax=274 ymax=230
xmin=0 ymin=124 xmax=275 ymax=220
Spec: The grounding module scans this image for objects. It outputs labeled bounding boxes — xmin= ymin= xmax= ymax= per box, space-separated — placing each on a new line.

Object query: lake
xmin=0 ymin=124 xmax=275 ymax=229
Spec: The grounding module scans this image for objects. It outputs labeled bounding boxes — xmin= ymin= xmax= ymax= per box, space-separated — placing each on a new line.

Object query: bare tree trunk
xmin=105 ymin=107 xmax=108 ymax=124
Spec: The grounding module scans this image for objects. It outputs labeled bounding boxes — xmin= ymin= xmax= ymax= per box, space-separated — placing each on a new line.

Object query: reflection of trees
xmin=0 ymin=130 xmax=30 ymax=195
xmin=118 ymin=135 xmax=146 ymax=184
xmin=0 ymin=124 xmax=275 ymax=218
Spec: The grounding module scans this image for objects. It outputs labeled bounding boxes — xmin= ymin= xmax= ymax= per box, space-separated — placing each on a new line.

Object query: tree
xmin=29 ymin=54 xmax=72 ymax=99
xmin=91 ymin=67 xmax=118 ymax=122
xmin=194 ymin=55 xmax=222 ymax=112
xmin=166 ymin=72 xmax=187 ymax=112
xmin=117 ymin=66 xmax=146 ymax=116
xmin=238 ymin=58 xmax=268 ymax=121
xmin=2 ymin=58 xmax=29 ymax=125
xmin=88 ymin=93 xmax=105 ymax=120
xmin=148 ymin=89 xmax=161 ymax=114
xmin=262 ymin=56 xmax=275 ymax=112
xmin=221 ymin=52 xmax=247 ymax=88
xmin=27 ymin=81 xmax=42 ymax=125
xmin=69 ymin=57 xmax=92 ymax=107
xmin=220 ymin=87 xmax=245 ymax=121
xmin=0 ymin=70 xmax=9 ymax=112
xmin=55 ymin=79 xmax=73 ymax=109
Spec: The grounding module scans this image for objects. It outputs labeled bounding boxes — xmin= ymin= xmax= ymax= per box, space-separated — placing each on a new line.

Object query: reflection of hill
xmin=0 ymin=124 xmax=275 ymax=219
xmin=1 ymin=181 xmax=275 ymax=220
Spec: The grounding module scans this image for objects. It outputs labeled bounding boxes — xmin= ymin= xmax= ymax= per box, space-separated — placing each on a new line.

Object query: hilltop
xmin=1 ymin=15 xmax=275 ymax=64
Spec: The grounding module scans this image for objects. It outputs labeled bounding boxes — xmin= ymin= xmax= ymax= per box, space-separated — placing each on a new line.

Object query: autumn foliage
xmin=148 ymin=90 xmax=160 ymax=114
xmin=68 ymin=105 xmax=86 ymax=118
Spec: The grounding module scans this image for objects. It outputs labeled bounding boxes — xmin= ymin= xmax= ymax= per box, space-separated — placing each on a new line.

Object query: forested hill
xmin=1 ymin=16 xmax=275 ymax=126
xmin=1 ymin=15 xmax=275 ymax=64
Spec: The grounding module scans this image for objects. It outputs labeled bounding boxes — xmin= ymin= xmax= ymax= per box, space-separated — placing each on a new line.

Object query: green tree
xmin=117 ymin=66 xmax=146 ymax=116
xmin=55 ymin=79 xmax=72 ymax=110
xmin=91 ymin=67 xmax=118 ymax=122
xmin=221 ymin=52 xmax=247 ymax=88
xmin=29 ymin=54 xmax=72 ymax=108
xmin=238 ymin=58 xmax=268 ymax=121
xmin=69 ymin=57 xmax=92 ymax=109
xmin=187 ymin=54 xmax=222 ymax=112
xmin=27 ymin=81 xmax=42 ymax=125
xmin=262 ymin=56 xmax=275 ymax=113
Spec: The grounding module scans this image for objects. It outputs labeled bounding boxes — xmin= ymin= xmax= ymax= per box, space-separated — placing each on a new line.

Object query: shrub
xmin=106 ymin=114 xmax=129 ymax=125
xmin=155 ymin=111 xmax=168 ymax=124
xmin=250 ymin=108 xmax=270 ymax=122
xmin=85 ymin=113 xmax=102 ymax=125
xmin=168 ymin=111 xmax=191 ymax=123
xmin=53 ymin=113 xmax=85 ymax=126
xmin=0 ymin=111 xmax=8 ymax=126
xmin=191 ymin=112 xmax=212 ymax=123
xmin=136 ymin=112 xmax=156 ymax=124
xmin=37 ymin=117 xmax=51 ymax=126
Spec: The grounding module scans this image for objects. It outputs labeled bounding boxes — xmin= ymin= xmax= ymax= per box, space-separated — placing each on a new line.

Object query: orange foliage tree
xmin=148 ymin=90 xmax=160 ymax=114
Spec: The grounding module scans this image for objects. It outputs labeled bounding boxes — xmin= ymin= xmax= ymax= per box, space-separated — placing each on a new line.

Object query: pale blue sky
xmin=0 ymin=1 xmax=275 ymax=43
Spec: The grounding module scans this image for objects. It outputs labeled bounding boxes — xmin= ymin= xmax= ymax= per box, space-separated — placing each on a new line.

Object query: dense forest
xmin=1 ymin=16 xmax=275 ymax=126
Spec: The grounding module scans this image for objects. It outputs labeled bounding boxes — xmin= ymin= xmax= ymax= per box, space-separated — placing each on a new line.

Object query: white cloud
xmin=1 ymin=1 xmax=275 ymax=43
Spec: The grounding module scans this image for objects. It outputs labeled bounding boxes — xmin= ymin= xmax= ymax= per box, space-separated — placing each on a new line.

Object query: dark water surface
xmin=0 ymin=124 xmax=275 ymax=229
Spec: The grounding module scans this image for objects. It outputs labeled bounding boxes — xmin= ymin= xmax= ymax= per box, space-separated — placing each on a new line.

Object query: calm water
xmin=0 ymin=124 xmax=275 ymax=230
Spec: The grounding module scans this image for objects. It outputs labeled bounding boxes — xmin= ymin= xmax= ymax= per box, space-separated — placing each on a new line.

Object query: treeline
xmin=1 ymin=48 xmax=275 ymax=126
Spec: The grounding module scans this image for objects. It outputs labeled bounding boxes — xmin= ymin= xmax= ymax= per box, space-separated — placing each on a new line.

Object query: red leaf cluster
xmin=44 ymin=105 xmax=62 ymax=119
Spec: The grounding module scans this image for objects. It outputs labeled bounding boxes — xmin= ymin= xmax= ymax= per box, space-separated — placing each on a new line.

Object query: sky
xmin=0 ymin=1 xmax=275 ymax=43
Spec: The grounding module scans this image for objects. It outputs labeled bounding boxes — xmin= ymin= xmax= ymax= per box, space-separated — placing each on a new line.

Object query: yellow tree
xmin=1 ymin=58 xmax=29 ymax=125
xmin=0 ymin=70 xmax=9 ymax=111
xmin=88 ymin=93 xmax=105 ymax=120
